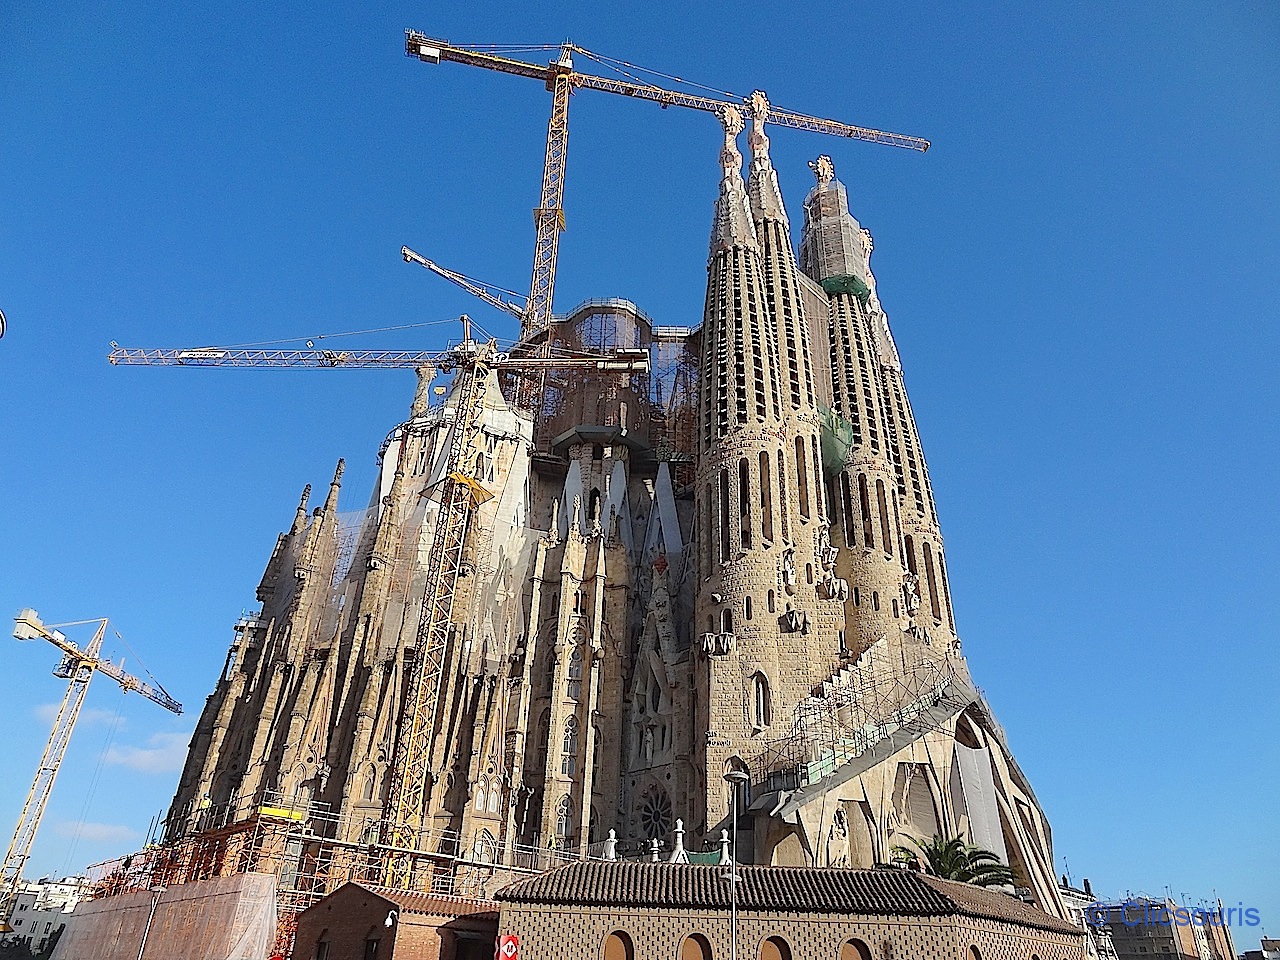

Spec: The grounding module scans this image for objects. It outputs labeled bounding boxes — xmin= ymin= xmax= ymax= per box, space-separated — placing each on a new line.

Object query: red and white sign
xmin=495 ymin=934 xmax=519 ymax=960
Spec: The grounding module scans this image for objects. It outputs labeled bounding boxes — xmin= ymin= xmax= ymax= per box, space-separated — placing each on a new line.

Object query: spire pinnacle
xmin=322 ymin=458 xmax=345 ymax=513
xmin=746 ymin=90 xmax=787 ymax=223
xmin=709 ymin=105 xmax=756 ymax=255
xmin=410 ymin=364 xmax=436 ymax=418
xmin=291 ymin=484 xmax=312 ymax=536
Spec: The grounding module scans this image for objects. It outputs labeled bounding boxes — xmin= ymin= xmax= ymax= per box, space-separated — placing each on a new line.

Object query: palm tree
xmin=891 ymin=833 xmax=1014 ymax=888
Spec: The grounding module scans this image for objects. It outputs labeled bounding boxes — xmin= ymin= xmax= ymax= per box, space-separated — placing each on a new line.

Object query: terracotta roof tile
xmin=348 ymin=883 xmax=498 ymax=919
xmin=497 ymin=863 xmax=1079 ymax=935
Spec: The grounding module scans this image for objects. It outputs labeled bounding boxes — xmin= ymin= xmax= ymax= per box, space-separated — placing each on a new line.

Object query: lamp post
xmin=723 ymin=769 xmax=750 ymax=960
xmin=136 ymin=885 xmax=165 ymax=960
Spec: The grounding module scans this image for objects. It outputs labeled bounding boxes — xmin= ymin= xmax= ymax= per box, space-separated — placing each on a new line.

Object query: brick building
xmin=496 ymin=860 xmax=1084 ymax=960
xmin=294 ymin=886 xmax=497 ymax=960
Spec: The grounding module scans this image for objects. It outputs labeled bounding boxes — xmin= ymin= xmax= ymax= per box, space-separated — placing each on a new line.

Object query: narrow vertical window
xmin=561 ymin=715 xmax=579 ymax=777
xmin=876 ymin=479 xmax=893 ymax=556
xmin=738 ymin=458 xmax=752 ymax=549
xmin=705 ymin=483 xmax=716 ymax=576
xmin=718 ymin=468 xmax=731 ymax=563
xmin=567 ymin=647 xmax=583 ymax=700
xmin=555 ymin=795 xmax=573 ymax=839
xmin=795 ymin=436 xmax=810 ymax=520
xmin=752 ymin=673 xmax=772 ymax=728
xmin=759 ymin=450 xmax=773 ymax=542
xmin=840 ymin=472 xmax=856 ymax=546
xmin=905 ymin=535 xmax=918 ymax=574
xmin=811 ymin=435 xmax=824 ymax=520
xmin=924 ymin=542 xmax=942 ymax=622
xmin=767 ymin=589 xmax=776 ymax=613
xmin=776 ymin=449 xmax=790 ymax=539
xmin=858 ymin=474 xmax=875 ymax=548
xmin=744 ymin=596 xmax=753 ymax=621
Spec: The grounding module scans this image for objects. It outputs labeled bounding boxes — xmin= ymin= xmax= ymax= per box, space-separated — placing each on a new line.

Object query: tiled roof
xmin=497 ymin=863 xmax=1079 ymax=935
xmin=346 ymin=883 xmax=498 ymax=920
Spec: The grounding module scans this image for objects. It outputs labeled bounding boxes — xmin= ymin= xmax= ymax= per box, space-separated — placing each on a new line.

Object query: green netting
xmin=686 ymin=850 xmax=722 ymax=865
xmin=821 ymin=274 xmax=871 ymax=306
xmin=819 ymin=407 xmax=855 ymax=473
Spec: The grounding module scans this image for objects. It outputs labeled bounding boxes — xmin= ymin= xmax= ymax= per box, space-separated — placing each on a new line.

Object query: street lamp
xmin=136 ymin=885 xmax=165 ymax=960
xmin=722 ymin=769 xmax=751 ymax=960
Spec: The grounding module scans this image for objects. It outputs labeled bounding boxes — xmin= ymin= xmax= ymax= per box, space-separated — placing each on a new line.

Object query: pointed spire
xmin=291 ymin=484 xmax=312 ymax=537
xmin=709 ymin=105 xmax=757 ymax=255
xmin=322 ymin=459 xmax=345 ymax=514
xmin=745 ymin=91 xmax=786 ymax=222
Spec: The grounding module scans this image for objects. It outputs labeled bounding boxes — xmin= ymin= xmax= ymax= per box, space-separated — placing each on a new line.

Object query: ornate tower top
xmin=709 ymin=106 xmax=756 ymax=256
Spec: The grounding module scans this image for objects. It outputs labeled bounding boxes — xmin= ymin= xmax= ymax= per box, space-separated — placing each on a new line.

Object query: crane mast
xmin=2 ymin=611 xmax=182 ymax=914
xmin=404 ymin=30 xmax=929 ymax=339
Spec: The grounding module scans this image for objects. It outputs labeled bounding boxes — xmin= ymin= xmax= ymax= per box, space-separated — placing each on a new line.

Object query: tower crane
xmin=402 ymin=32 xmax=929 ymax=336
xmin=2 ymin=610 xmax=182 ymax=915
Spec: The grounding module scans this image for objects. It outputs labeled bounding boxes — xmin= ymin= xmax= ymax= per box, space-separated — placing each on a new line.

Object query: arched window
xmin=555 ymin=795 xmax=573 ymax=839
xmin=967 ymin=947 xmax=982 ymax=960
xmin=588 ymin=488 xmax=601 ymax=522
xmin=858 ymin=474 xmax=874 ymax=547
xmin=602 ymin=931 xmax=634 ymax=960
xmin=534 ymin=710 xmax=550 ymax=771
xmin=473 ymin=778 xmax=487 ymax=811
xmin=744 ymin=595 xmax=753 ymax=621
xmin=759 ymin=935 xmax=792 ymax=960
xmin=472 ymin=829 xmax=497 ymax=863
xmin=561 ymin=715 xmax=579 ymax=777
xmin=776 ymin=450 xmax=790 ymax=539
xmin=795 ymin=437 xmax=810 ymax=520
xmin=739 ymin=458 xmax=752 ymax=548
xmin=840 ymin=939 xmax=873 ymax=960
xmin=766 ymin=589 xmax=775 ymax=613
xmin=718 ymin=468 xmax=732 ymax=562
xmin=314 ymin=931 xmax=330 ymax=960
xmin=680 ymin=933 xmax=713 ymax=960
xmin=840 ymin=472 xmax=856 ymax=546
xmin=488 ymin=784 xmax=501 ymax=813
xmin=567 ymin=646 xmax=583 ymax=700
xmin=721 ymin=608 xmax=733 ymax=633
xmin=876 ymin=478 xmax=893 ymax=556
xmin=759 ymin=450 xmax=773 ymax=542
xmin=362 ymin=764 xmax=377 ymax=802
xmin=924 ymin=542 xmax=942 ymax=621
xmin=752 ymin=673 xmax=771 ymax=729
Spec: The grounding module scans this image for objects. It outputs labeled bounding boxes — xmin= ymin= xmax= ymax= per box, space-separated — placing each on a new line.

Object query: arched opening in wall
xmin=967 ymin=947 xmax=982 ymax=960
xmin=744 ymin=595 xmax=753 ymax=621
xmin=474 ymin=778 xmax=487 ymax=811
xmin=704 ymin=483 xmax=715 ymax=575
xmin=488 ymin=783 xmax=501 ymax=813
xmin=759 ymin=450 xmax=774 ymax=542
xmin=718 ymin=468 xmax=732 ymax=562
xmin=314 ymin=930 xmax=330 ymax=960
xmin=872 ymin=591 xmax=880 ymax=611
xmin=561 ymin=715 xmax=579 ymax=777
xmin=472 ymin=829 xmax=497 ymax=863
xmin=362 ymin=764 xmax=377 ymax=802
xmin=811 ymin=436 xmax=823 ymax=521
xmin=875 ymin=479 xmax=893 ymax=556
xmin=805 ymin=563 xmax=814 ymax=584
xmin=588 ymin=488 xmax=602 ymax=523
xmin=857 ymin=474 xmax=875 ymax=547
xmin=589 ymin=806 xmax=600 ymax=844
xmin=853 ymin=586 xmax=860 ymax=606
xmin=904 ymin=535 xmax=917 ymax=574
xmin=752 ymin=673 xmax=772 ymax=729
xmin=739 ymin=458 xmax=752 ymax=548
xmin=534 ymin=710 xmax=551 ymax=772
xmin=680 ymin=933 xmax=713 ymax=960
xmin=840 ymin=939 xmax=873 ymax=960
xmin=795 ymin=437 xmax=811 ymax=520
xmin=923 ymin=542 xmax=942 ymax=622
xmin=776 ymin=449 xmax=790 ymax=538
xmin=938 ymin=553 xmax=956 ymax=632
xmin=567 ymin=647 xmax=583 ymax=701
xmin=602 ymin=930 xmax=634 ymax=960
xmin=759 ymin=935 xmax=793 ymax=960
xmin=555 ymin=795 xmax=573 ymax=843
xmin=840 ymin=472 xmax=856 ymax=546
xmin=766 ymin=589 xmax=776 ymax=613
xmin=721 ymin=608 xmax=733 ymax=634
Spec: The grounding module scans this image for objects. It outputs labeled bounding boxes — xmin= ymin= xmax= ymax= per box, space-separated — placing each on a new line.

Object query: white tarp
xmin=955 ymin=743 xmax=1009 ymax=864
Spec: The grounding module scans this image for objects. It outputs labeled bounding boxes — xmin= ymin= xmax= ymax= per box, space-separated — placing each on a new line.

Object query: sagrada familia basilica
xmin=166 ymin=98 xmax=1065 ymax=917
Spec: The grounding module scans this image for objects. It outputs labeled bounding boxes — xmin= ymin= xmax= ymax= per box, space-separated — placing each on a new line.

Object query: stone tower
xmin=166 ymin=129 xmax=1066 ymax=918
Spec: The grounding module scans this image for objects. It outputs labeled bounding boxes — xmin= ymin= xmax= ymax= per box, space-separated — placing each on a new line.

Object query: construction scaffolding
xmin=747 ymin=642 xmax=976 ymax=796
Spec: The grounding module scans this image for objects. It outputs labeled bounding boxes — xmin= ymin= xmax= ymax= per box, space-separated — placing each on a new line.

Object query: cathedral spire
xmin=708 ymin=106 xmax=756 ymax=256
xmin=291 ymin=484 xmax=312 ymax=538
xmin=322 ymin=458 xmax=345 ymax=515
xmin=745 ymin=91 xmax=785 ymax=223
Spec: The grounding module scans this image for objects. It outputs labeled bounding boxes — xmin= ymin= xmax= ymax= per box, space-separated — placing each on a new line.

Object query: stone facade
xmin=166 ymin=107 xmax=1066 ymax=918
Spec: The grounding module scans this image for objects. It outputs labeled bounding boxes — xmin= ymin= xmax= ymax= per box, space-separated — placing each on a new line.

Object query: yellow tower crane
xmin=2 ymin=610 xmax=182 ymax=915
xmin=402 ymin=32 xmax=930 ymax=336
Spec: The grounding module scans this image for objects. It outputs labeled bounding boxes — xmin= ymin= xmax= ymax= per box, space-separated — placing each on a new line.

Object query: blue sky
xmin=2 ymin=0 xmax=1277 ymax=932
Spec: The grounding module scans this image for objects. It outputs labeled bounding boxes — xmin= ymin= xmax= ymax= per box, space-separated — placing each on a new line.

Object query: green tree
xmin=892 ymin=834 xmax=1014 ymax=888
